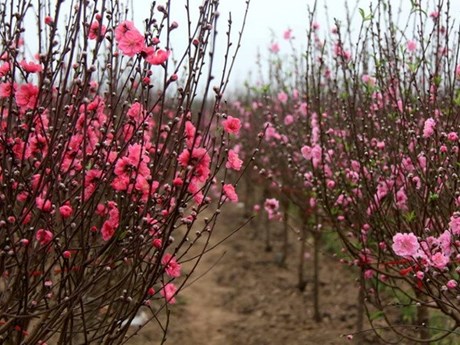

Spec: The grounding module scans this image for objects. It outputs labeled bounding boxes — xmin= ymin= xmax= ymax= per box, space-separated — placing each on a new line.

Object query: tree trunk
xmin=279 ymin=200 xmax=289 ymax=266
xmin=312 ymin=229 xmax=322 ymax=322
xmin=244 ymin=175 xmax=254 ymax=218
xmin=355 ymin=274 xmax=365 ymax=343
xmin=263 ymin=188 xmax=272 ymax=252
xmin=416 ymin=291 xmax=430 ymax=343
xmin=264 ymin=211 xmax=272 ymax=252
xmin=298 ymin=220 xmax=307 ymax=291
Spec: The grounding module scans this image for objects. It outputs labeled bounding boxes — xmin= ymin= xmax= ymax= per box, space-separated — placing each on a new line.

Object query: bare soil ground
xmin=127 ymin=204 xmax=379 ymax=345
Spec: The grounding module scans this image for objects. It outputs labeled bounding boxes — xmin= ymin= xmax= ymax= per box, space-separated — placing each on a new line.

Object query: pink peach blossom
xmin=222 ymin=116 xmax=241 ymax=135
xmin=36 ymin=195 xmax=52 ymax=212
xmin=16 ymin=83 xmax=38 ymax=110
xmin=269 ymin=43 xmax=280 ymax=53
xmin=430 ymin=11 xmax=440 ymax=19
xmin=407 ymin=40 xmax=417 ymax=52
xmin=115 ymin=21 xmax=145 ymax=56
xmin=283 ymin=29 xmax=292 ymax=40
xmin=264 ymin=198 xmax=280 ymax=220
xmin=36 ymin=229 xmax=53 ymax=246
xmin=0 ymin=62 xmax=10 ymax=77
xmin=114 ymin=20 xmax=136 ymax=41
xmin=44 ymin=16 xmax=54 ymax=25
xmin=361 ymin=74 xmax=376 ymax=87
xmin=277 ymin=91 xmax=288 ymax=103
xmin=447 ymin=280 xmax=457 ymax=289
xmin=178 ymin=147 xmax=210 ymax=182
xmin=161 ymin=253 xmax=181 ymax=278
xmin=392 ymin=232 xmax=419 ymax=257
xmin=431 ymin=252 xmax=449 ymax=269
xmin=226 ymin=149 xmax=243 ymax=171
xmin=301 ymin=145 xmax=312 ymax=160
xmin=422 ymin=118 xmax=436 ymax=138
xmin=101 ymin=202 xmax=119 ymax=241
xmin=161 ymin=283 xmax=177 ymax=304
xmin=223 ymin=184 xmax=238 ymax=202
xmin=146 ymin=48 xmax=169 ymax=65
xmin=416 ymin=271 xmax=424 ymax=280
xmin=20 ymin=60 xmax=42 ymax=73
xmin=449 ymin=215 xmax=460 ymax=235
xmin=0 ymin=82 xmax=15 ymax=98
xmin=284 ymin=115 xmax=294 ymax=125
xmin=447 ymin=132 xmax=458 ymax=142
xmin=59 ymin=203 xmax=73 ymax=219
xmin=88 ymin=20 xmax=106 ymax=40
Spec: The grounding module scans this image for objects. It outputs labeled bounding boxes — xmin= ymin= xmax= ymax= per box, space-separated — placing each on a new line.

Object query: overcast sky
xmin=19 ymin=0 xmax=460 ymax=91
xmin=143 ymin=0 xmax=460 ymax=90
xmin=142 ymin=0 xmax=357 ymax=89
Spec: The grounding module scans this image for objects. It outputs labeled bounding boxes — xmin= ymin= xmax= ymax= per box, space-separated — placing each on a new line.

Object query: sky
xmin=20 ymin=0 xmax=460 ymax=91
xmin=144 ymin=0 xmax=460 ymax=91
xmin=137 ymin=0 xmax=358 ymax=89
xmin=159 ymin=0 xmax=329 ymax=88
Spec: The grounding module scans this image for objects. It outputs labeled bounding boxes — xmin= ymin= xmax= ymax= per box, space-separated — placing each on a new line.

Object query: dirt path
xmin=128 ymin=204 xmax=379 ymax=345
xmin=161 ymin=231 xmax=242 ymax=345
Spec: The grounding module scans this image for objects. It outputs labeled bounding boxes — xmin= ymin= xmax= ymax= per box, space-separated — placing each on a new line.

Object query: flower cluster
xmin=0 ymin=1 xmax=249 ymax=343
xmin=233 ymin=0 xmax=460 ymax=340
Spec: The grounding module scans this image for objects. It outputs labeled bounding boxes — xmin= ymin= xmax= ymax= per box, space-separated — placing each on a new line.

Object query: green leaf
xmin=409 ymin=0 xmax=426 ymax=15
xmin=340 ymin=92 xmax=349 ymax=100
xmin=261 ymin=84 xmax=271 ymax=94
xmin=375 ymin=58 xmax=386 ymax=69
xmin=359 ymin=8 xmax=373 ymax=22
xmin=329 ymin=207 xmax=340 ymax=217
xmin=370 ymin=310 xmax=384 ymax=321
xmin=429 ymin=192 xmax=439 ymax=203
xmin=433 ymin=75 xmax=442 ymax=87
xmin=455 ymin=91 xmax=460 ymax=106
xmin=404 ymin=211 xmax=416 ymax=223
xmin=401 ymin=305 xmax=416 ymax=323
xmin=408 ymin=62 xmax=418 ymax=73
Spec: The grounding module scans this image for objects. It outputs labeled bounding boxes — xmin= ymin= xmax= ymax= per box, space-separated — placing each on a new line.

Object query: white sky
xmin=145 ymin=0 xmax=460 ymax=91
xmin=20 ymin=0 xmax=460 ymax=91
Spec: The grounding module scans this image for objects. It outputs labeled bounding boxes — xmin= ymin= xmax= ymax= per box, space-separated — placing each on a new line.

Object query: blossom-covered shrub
xmin=237 ymin=0 xmax=460 ymax=342
xmin=0 ymin=0 xmax=250 ymax=343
